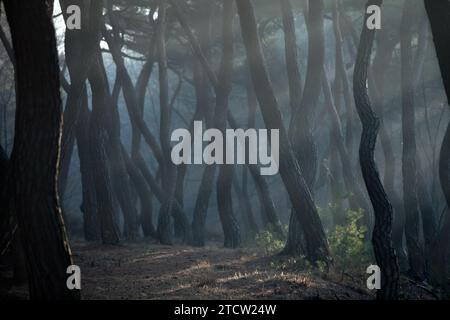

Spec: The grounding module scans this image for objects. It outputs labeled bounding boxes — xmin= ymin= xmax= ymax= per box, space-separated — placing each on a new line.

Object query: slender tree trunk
xmin=133 ymin=153 xmax=191 ymax=240
xmin=370 ymin=21 xmax=408 ymax=270
xmin=285 ymin=1 xmax=324 ymax=254
xmin=400 ymin=0 xmax=425 ymax=279
xmin=233 ymin=169 xmax=259 ymax=239
xmin=3 ymin=0 xmax=79 ymax=299
xmin=281 ymin=0 xmax=302 ymax=114
xmin=87 ymin=55 xmax=121 ymax=245
xmin=322 ymin=69 xmax=372 ymax=218
xmin=334 ymin=1 xmax=355 ymax=156
xmin=58 ymin=0 xmax=102 ymax=198
xmin=289 ymin=0 xmax=323 ymax=188
xmin=157 ymin=0 xmax=177 ymax=244
xmin=245 ymin=82 xmax=284 ymax=237
xmin=353 ymin=0 xmax=399 ymax=300
xmin=182 ymin=1 xmax=213 ymax=245
xmin=215 ymin=1 xmax=240 ymax=248
xmin=88 ymin=52 xmax=139 ymax=241
xmin=121 ymin=146 xmax=156 ymax=238
xmin=424 ymin=0 xmax=450 ymax=292
xmin=416 ymin=163 xmax=437 ymax=276
xmin=236 ymin=0 xmax=330 ymax=264
xmin=76 ymin=89 xmax=100 ymax=241
xmin=191 ymin=165 xmax=217 ymax=246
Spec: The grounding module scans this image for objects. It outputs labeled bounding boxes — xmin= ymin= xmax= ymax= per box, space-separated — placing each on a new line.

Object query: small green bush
xmin=328 ymin=209 xmax=370 ymax=270
xmin=255 ymin=228 xmax=285 ymax=254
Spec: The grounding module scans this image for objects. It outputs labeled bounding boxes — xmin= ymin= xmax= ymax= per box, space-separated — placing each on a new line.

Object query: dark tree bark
xmin=288 ymin=0 xmax=323 ymax=188
xmin=58 ymin=0 xmax=103 ymax=198
xmin=87 ymin=55 xmax=120 ymax=245
xmin=0 ymin=144 xmax=11 ymax=254
xmin=181 ymin=1 xmax=214 ymax=246
xmin=353 ymin=0 xmax=399 ymax=300
xmin=285 ymin=0 xmax=324 ymax=254
xmin=189 ymin=71 xmax=214 ymax=245
xmin=88 ymin=51 xmax=139 ymax=242
xmin=236 ymin=0 xmax=330 ymax=264
xmin=329 ymin=2 xmax=351 ymax=224
xmin=424 ymin=0 xmax=450 ymax=291
xmin=416 ymin=164 xmax=437 ymax=275
xmin=156 ymin=0 xmax=177 ymax=245
xmin=133 ymin=152 xmax=191 ymax=241
xmin=245 ymin=82 xmax=284 ymax=237
xmin=334 ymin=1 xmax=355 ymax=156
xmin=281 ymin=0 xmax=302 ymax=114
xmin=280 ymin=0 xmax=305 ymax=251
xmin=76 ymin=89 xmax=100 ymax=241
xmin=400 ymin=0 xmax=425 ymax=279
xmin=2 ymin=0 xmax=79 ymax=299
xmin=121 ymin=145 xmax=156 ymax=238
xmin=371 ymin=26 xmax=408 ymax=270
xmin=106 ymin=2 xmax=159 ymax=239
xmin=215 ymin=1 xmax=240 ymax=248
xmin=322 ymin=68 xmax=372 ymax=218
xmin=191 ymin=165 xmax=217 ymax=246
xmin=233 ymin=170 xmax=259 ymax=239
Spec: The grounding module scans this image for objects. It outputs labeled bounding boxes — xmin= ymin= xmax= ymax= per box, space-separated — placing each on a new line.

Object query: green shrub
xmin=328 ymin=209 xmax=370 ymax=270
xmin=255 ymin=228 xmax=285 ymax=254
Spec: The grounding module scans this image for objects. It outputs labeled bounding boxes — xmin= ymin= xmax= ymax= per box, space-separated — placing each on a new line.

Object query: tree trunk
xmin=191 ymin=165 xmax=217 ymax=246
xmin=233 ymin=169 xmax=259 ymax=239
xmin=76 ymin=89 xmax=100 ymax=241
xmin=285 ymin=0 xmax=324 ymax=254
xmin=334 ymin=1 xmax=355 ymax=156
xmin=424 ymin=0 xmax=450 ymax=292
xmin=281 ymin=0 xmax=302 ymax=114
xmin=353 ymin=0 xmax=399 ymax=300
xmin=178 ymin=1 xmax=212 ymax=242
xmin=322 ymin=68 xmax=372 ymax=219
xmin=121 ymin=146 xmax=156 ymax=238
xmin=400 ymin=0 xmax=425 ymax=279
xmin=245 ymin=82 xmax=284 ymax=238
xmin=87 ymin=55 xmax=120 ymax=245
xmin=215 ymin=1 xmax=240 ymax=248
xmin=156 ymin=0 xmax=177 ymax=245
xmin=88 ymin=52 xmax=139 ymax=242
xmin=3 ymin=0 xmax=79 ymax=299
xmin=58 ymin=0 xmax=103 ymax=199
xmin=236 ymin=0 xmax=330 ymax=264
xmin=289 ymin=0 xmax=323 ymax=189
xmin=370 ymin=25 xmax=408 ymax=271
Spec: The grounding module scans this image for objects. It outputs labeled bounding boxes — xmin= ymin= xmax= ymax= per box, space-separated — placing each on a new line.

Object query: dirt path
xmin=72 ymin=241 xmax=371 ymax=300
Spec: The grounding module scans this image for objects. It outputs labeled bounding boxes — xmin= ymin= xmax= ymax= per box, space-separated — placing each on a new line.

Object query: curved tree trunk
xmin=322 ymin=68 xmax=372 ymax=218
xmin=370 ymin=28 xmax=408 ymax=270
xmin=3 ymin=0 xmax=79 ymax=299
xmin=236 ymin=0 xmax=330 ymax=264
xmin=88 ymin=52 xmax=139 ymax=242
xmin=285 ymin=0 xmax=324 ymax=254
xmin=353 ymin=0 xmax=399 ymax=300
xmin=288 ymin=0 xmax=323 ymax=188
xmin=58 ymin=0 xmax=102 ymax=199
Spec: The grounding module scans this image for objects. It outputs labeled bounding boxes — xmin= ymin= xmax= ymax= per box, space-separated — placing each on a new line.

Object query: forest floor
xmin=72 ymin=240 xmax=372 ymax=300
xmin=0 ymin=240 xmax=438 ymax=300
